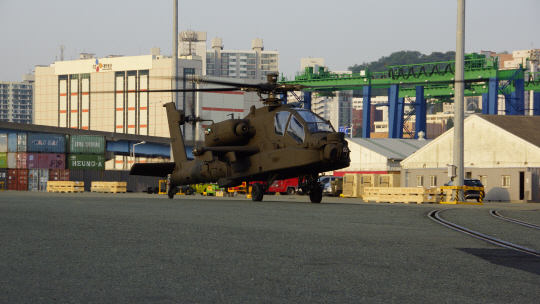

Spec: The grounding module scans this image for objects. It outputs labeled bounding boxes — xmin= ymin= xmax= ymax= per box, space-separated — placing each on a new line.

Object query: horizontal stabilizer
xmin=130 ymin=162 xmax=176 ymax=177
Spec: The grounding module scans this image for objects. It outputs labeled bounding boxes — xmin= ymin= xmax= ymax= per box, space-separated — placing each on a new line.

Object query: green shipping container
xmin=70 ymin=135 xmax=105 ymax=154
xmin=67 ymin=154 xmax=106 ymax=170
xmin=0 ymin=152 xmax=7 ymax=168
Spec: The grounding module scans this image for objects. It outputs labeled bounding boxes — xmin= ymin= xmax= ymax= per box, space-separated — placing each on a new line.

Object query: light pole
xmin=131 ymin=141 xmax=146 ymax=164
xmin=150 ymin=101 xmax=162 ymax=136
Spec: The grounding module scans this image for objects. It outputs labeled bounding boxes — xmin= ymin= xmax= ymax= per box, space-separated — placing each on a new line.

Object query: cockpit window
xmin=295 ymin=109 xmax=335 ymax=132
xmin=274 ymin=111 xmax=291 ymax=136
xmin=287 ymin=116 xmax=305 ymax=143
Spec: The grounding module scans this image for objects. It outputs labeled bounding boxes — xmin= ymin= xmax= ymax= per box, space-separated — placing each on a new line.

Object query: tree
xmin=447 ymin=117 xmax=454 ymax=129
xmin=353 ymin=126 xmax=363 ymax=138
xmin=348 ymin=50 xmax=456 ymax=74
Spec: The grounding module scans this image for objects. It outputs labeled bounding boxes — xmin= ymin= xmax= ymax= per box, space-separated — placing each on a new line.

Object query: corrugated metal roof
xmin=477 ymin=114 xmax=540 ymax=148
xmin=347 ymin=138 xmax=432 ymax=160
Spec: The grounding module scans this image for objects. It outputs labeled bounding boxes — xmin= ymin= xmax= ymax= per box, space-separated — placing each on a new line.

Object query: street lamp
xmin=131 ymin=141 xmax=146 ymax=161
xmin=150 ymin=101 xmax=162 ymax=136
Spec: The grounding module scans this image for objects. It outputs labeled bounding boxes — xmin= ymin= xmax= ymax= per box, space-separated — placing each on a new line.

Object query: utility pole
xmin=172 ymin=0 xmax=178 ymax=108
xmin=453 ymin=0 xmax=466 ymax=201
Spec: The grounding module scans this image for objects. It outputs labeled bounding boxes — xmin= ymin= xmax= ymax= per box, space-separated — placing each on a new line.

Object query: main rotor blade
xmin=91 ymin=87 xmax=241 ymax=94
xmin=153 ymin=75 xmax=264 ymax=89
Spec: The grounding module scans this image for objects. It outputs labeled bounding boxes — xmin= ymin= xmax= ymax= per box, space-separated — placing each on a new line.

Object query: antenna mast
xmin=60 ymin=45 xmax=65 ymax=61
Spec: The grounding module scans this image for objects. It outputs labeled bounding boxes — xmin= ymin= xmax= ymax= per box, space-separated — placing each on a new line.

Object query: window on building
xmin=479 ymin=175 xmax=487 ymax=186
xmin=502 ymin=175 xmax=510 ymax=188
xmin=417 ymin=176 xmax=424 ymax=187
xmin=430 ymin=176 xmax=437 ymax=187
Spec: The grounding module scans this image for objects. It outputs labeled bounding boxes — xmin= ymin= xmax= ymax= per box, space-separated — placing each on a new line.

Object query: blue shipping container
xmin=8 ymin=133 xmax=17 ymax=152
xmin=27 ymin=134 xmax=67 ymax=153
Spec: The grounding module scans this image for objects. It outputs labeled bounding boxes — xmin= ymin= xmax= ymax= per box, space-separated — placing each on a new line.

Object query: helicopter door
xmin=286 ymin=116 xmax=305 ymax=143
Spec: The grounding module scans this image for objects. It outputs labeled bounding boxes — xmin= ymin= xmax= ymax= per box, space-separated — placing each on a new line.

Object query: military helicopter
xmin=130 ymin=72 xmax=350 ymax=203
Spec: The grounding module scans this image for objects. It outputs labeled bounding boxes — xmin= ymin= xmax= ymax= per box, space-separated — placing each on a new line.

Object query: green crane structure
xmin=279 ymin=53 xmax=540 ymax=139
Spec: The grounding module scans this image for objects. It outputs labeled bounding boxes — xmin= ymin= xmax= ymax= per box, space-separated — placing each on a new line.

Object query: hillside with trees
xmin=348 ymin=50 xmax=456 ymax=74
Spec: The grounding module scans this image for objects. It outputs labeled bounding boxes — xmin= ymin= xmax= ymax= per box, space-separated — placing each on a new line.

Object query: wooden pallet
xmin=362 ymin=187 xmax=437 ymax=204
xmin=91 ymin=187 xmax=127 ymax=193
xmin=48 ymin=181 xmax=84 ymax=187
xmin=91 ymin=181 xmax=127 ymax=187
xmin=91 ymin=181 xmax=127 ymax=193
xmin=47 ymin=186 xmax=84 ymax=193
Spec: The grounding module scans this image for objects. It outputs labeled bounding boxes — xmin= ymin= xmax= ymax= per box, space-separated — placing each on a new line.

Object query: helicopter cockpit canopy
xmin=274 ymin=109 xmax=336 ymax=144
xmin=294 ymin=109 xmax=335 ymax=133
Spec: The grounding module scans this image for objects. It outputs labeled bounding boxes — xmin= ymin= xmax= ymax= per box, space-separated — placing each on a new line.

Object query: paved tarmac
xmin=1 ymin=191 xmax=539 ymax=303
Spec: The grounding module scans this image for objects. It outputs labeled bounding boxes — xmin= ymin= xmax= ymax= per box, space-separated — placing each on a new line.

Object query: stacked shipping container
xmin=1 ymin=133 xmax=106 ymax=191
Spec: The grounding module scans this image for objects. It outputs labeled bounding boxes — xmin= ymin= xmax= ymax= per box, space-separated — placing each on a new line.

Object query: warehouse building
xmin=401 ymin=115 xmax=540 ymax=202
xmin=335 ymin=137 xmax=431 ymax=175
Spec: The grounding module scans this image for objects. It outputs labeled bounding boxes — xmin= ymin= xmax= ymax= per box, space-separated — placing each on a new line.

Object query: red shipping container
xmin=26 ymin=153 xmax=66 ymax=169
xmin=7 ymin=169 xmax=18 ymax=190
xmin=7 ymin=169 xmax=28 ymax=191
xmin=18 ymin=169 xmax=28 ymax=191
xmin=49 ymin=169 xmax=70 ymax=181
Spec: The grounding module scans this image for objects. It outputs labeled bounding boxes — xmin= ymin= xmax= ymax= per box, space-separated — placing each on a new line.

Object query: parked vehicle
xmin=265 ymin=178 xmax=298 ymax=195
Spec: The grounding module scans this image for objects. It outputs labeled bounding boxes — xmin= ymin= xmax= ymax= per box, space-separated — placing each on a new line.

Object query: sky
xmin=1 ymin=0 xmax=539 ymax=82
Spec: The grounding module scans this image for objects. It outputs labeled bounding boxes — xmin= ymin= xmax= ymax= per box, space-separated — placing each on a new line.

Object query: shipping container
xmin=0 ymin=168 xmax=7 ymax=190
xmin=8 ymin=133 xmax=17 ymax=152
xmin=27 ymin=133 xmax=67 ymax=153
xmin=0 ymin=152 xmax=7 ymax=168
xmin=67 ymin=154 xmax=106 ymax=170
xmin=49 ymin=169 xmax=70 ymax=181
xmin=18 ymin=169 xmax=29 ymax=191
xmin=29 ymin=169 xmax=49 ymax=191
xmin=0 ymin=134 xmax=7 ymax=152
xmin=7 ymin=169 xmax=18 ymax=190
xmin=16 ymin=152 xmax=27 ymax=169
xmin=17 ymin=133 xmax=27 ymax=152
xmin=69 ymin=135 xmax=105 ymax=155
xmin=26 ymin=153 xmax=66 ymax=169
xmin=7 ymin=153 xmax=16 ymax=168
xmin=7 ymin=169 xmax=28 ymax=191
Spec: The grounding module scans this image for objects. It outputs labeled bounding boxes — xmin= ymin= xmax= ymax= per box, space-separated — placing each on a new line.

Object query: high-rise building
xmin=0 ymin=74 xmax=34 ymax=124
xmin=179 ymin=31 xmax=279 ymax=81
xmin=34 ymin=48 xmax=202 ymax=137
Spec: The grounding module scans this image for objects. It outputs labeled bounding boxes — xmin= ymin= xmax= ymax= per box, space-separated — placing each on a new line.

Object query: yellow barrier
xmin=439 ymin=186 xmax=484 ymax=205
xmin=0 ymin=181 xmax=4 ymax=191
xmin=362 ymin=187 xmax=438 ymax=204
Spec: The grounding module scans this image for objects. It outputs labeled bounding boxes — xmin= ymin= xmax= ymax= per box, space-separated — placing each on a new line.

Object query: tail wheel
xmin=309 ymin=186 xmax=323 ymax=203
xmin=251 ymin=183 xmax=264 ymax=201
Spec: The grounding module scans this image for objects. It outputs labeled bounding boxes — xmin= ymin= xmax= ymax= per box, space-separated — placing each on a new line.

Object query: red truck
xmin=263 ymin=177 xmax=298 ymax=195
xmin=228 ymin=178 xmax=299 ymax=196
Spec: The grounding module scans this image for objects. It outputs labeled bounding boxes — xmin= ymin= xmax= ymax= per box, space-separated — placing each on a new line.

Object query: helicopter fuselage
xmin=170 ymin=103 xmax=350 ymax=188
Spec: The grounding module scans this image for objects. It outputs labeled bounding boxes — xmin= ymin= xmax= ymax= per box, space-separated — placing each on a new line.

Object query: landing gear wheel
xmin=251 ymin=183 xmax=264 ymax=201
xmin=168 ymin=187 xmax=176 ymax=199
xmin=309 ymin=186 xmax=323 ymax=203
xmin=286 ymin=187 xmax=295 ymax=195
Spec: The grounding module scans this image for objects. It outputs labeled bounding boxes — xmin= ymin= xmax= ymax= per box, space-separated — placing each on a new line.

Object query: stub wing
xmin=130 ymin=162 xmax=176 ymax=177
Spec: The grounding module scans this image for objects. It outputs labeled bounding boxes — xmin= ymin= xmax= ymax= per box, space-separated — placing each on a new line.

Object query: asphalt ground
xmin=1 ymin=191 xmax=539 ymax=303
